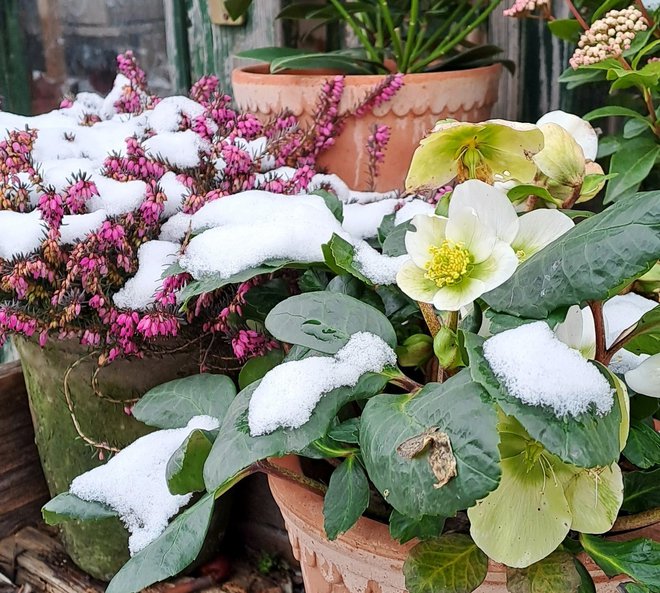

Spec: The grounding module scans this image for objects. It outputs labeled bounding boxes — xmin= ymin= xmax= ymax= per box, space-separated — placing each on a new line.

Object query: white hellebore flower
xmin=536 ymin=110 xmax=599 ymax=161
xmin=396 ymin=181 xmax=562 ymax=311
xmin=555 ymin=305 xmax=597 ymax=359
xmin=625 ymin=354 xmax=660 ymax=398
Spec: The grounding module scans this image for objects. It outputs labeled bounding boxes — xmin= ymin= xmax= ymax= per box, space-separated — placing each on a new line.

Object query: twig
xmin=255 ymin=459 xmax=328 ymax=496
xmin=610 ymin=507 xmax=660 ymax=532
xmin=565 ymin=0 xmax=589 ymax=30
xmin=418 ymin=302 xmax=441 ymax=337
xmin=588 ymin=301 xmax=607 ymax=364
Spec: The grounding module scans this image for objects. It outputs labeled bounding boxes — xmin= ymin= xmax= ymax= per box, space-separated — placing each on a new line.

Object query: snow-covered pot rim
xmin=267 ymin=455 xmax=637 ymax=593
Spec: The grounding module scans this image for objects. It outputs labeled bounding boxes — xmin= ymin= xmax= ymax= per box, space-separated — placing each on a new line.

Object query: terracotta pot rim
xmin=232 ymin=62 xmax=503 ymax=86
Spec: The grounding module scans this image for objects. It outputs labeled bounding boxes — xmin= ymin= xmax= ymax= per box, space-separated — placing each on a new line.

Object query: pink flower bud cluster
xmin=570 ymin=6 xmax=648 ymax=68
xmin=503 ymin=0 xmax=549 ymax=18
xmin=365 ymin=124 xmax=392 ymax=190
xmin=231 ymin=329 xmax=278 ymax=361
xmin=189 ymin=75 xmax=220 ymax=105
xmin=65 ymin=175 xmax=98 ymax=214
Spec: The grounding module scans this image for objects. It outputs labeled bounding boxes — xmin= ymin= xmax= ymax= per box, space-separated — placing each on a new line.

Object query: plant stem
xmin=389 ymin=374 xmax=423 ymax=391
xmin=327 ymin=0 xmax=380 ymax=63
xmin=588 ymin=300 xmax=608 ymax=364
xmin=255 ymin=459 xmax=328 ymax=496
xmin=419 ymin=301 xmax=441 ymax=337
xmin=565 ymin=0 xmax=589 ymax=30
xmin=400 ymin=0 xmax=420 ymax=72
xmin=610 ymin=507 xmax=660 ymax=532
xmin=378 ymin=0 xmax=404 ymax=63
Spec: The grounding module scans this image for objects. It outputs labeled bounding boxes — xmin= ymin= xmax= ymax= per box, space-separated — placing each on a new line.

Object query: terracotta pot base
xmin=268 ymin=456 xmax=631 ymax=593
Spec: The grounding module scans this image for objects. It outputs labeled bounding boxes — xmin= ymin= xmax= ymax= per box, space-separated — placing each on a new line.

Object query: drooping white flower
xmin=536 ymin=110 xmax=598 ymax=161
xmin=625 ymin=354 xmax=660 ymax=397
xmin=555 ymin=305 xmax=597 ymax=360
xmin=511 ymin=209 xmax=574 ymax=262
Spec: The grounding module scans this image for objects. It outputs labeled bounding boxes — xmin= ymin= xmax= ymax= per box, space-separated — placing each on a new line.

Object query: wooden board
xmin=0 ymin=362 xmax=50 ymax=540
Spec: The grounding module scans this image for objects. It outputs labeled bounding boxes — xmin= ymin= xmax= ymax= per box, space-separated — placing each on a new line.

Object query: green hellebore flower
xmin=405 ymin=119 xmax=545 ymax=191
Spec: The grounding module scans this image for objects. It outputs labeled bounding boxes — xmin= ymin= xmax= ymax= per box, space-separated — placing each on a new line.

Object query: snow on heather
xmin=395 ymin=199 xmax=435 ymax=224
xmin=143 ymin=130 xmax=208 ymax=168
xmin=147 ymin=96 xmax=205 ymax=133
xmin=59 ymin=211 xmax=107 ymax=244
xmin=158 ymin=172 xmax=190 ymax=218
xmin=87 ymin=177 xmax=147 ymax=216
xmin=0 ymin=210 xmax=46 ymax=259
xmin=113 ymin=240 xmax=180 ymax=310
xmin=353 ymin=241 xmax=407 ymax=285
xmin=603 ymin=293 xmax=658 ymax=348
xmin=342 ymin=199 xmax=399 ymax=239
xmin=70 ymin=415 xmax=219 ymax=556
xmin=248 ymin=332 xmax=396 ymax=436
xmin=39 ymin=158 xmax=100 ymax=191
xmin=483 ymin=321 xmax=614 ymax=418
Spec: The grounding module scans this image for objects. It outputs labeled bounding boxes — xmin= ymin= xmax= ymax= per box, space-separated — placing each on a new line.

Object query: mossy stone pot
xmin=15 ymin=337 xmax=211 ymax=581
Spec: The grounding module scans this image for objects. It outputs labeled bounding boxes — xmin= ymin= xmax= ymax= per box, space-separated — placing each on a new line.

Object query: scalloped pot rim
xmin=267 ymin=455 xmax=634 ymax=593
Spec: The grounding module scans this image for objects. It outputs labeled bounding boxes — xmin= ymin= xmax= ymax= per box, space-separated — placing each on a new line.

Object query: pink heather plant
xmin=0 ymin=51 xmax=403 ymax=368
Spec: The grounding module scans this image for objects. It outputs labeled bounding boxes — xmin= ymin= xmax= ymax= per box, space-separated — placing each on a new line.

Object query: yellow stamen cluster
xmin=424 ymin=241 xmax=471 ymax=287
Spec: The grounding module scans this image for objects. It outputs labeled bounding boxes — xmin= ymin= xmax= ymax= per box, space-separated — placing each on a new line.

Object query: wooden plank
xmin=164 ymin=0 xmax=192 ymax=93
xmin=0 ymin=363 xmax=50 ymax=540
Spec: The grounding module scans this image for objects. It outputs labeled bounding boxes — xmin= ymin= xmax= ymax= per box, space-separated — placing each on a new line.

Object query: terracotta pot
xmin=268 ymin=456 xmax=634 ymax=593
xmin=232 ymin=64 xmax=502 ymax=192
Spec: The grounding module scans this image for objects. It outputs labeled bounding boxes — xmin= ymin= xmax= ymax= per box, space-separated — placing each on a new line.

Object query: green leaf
xmin=378 ymin=212 xmax=397 ymax=247
xmin=382 ymin=221 xmax=412 ymax=256
xmin=559 ymin=67 xmax=606 ymax=90
xmin=506 ymin=551 xmax=582 ymax=593
xmin=42 ymin=492 xmax=116 ymax=525
xmin=361 ymin=370 xmax=501 ymax=518
xmin=605 ymin=139 xmax=660 ymax=204
xmin=224 ymin=0 xmax=253 ymax=20
xmin=326 ymin=417 xmax=361 ymax=444
xmin=312 ymin=189 xmax=344 ymax=222
xmin=106 ymin=494 xmax=215 ymax=593
xmin=573 ymin=557 xmax=596 ymax=593
xmin=203 ymin=369 xmax=389 ymax=492
xmin=323 ymin=456 xmax=370 ymax=540
xmin=322 ymin=234 xmax=372 ymax=284
xmin=483 ymin=191 xmax=660 ymax=318
xmin=265 ymin=291 xmax=397 ymax=354
xmin=242 ymin=278 xmax=291 ymax=323
xmin=507 ymin=185 xmax=561 ymax=207
xmin=623 ymin=421 xmax=660 ymax=469
xmin=621 ymin=305 xmax=660 ymax=355
xmin=389 ymin=510 xmax=445 ymax=544
xmin=580 ymin=534 xmax=660 ymax=589
xmin=403 ymin=534 xmax=488 ymax=593
xmin=133 ymin=374 xmax=237 ymax=429
xmin=624 ymin=118 xmax=654 ymax=139
xmin=622 ymin=468 xmax=660 ymax=513
xmin=547 ymin=18 xmax=582 ymax=42
xmin=238 ymin=349 xmax=285 ymax=390
xmin=621 ymin=583 xmax=653 ymax=593
xmin=484 ymin=308 xmax=567 ymax=335
xmin=236 ymin=47 xmax=307 ymax=62
xmin=583 ymin=106 xmax=651 ymax=124
xmin=166 ymin=429 xmax=216 ymax=495
xmin=270 ymin=52 xmax=386 ymax=75
xmin=465 ymin=333 xmax=622 ymax=468
xmin=298 ymin=268 xmax=330 ymax=292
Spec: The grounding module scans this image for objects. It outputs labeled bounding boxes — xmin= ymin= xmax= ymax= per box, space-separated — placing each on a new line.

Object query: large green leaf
xmin=265 ymin=291 xmax=397 ymax=354
xmin=483 ymin=191 xmax=660 ymax=319
xmin=382 ymin=221 xmax=412 ymax=257
xmin=322 ymin=234 xmax=372 ymax=284
xmin=622 ymin=421 xmax=660 ymax=469
xmin=270 ymin=52 xmax=386 ymax=75
xmin=360 ymin=370 xmax=501 ymax=518
xmin=242 ymin=278 xmax=291 ymax=323
xmin=106 ymin=494 xmax=215 ymax=593
xmin=506 ymin=551 xmax=582 ymax=593
xmin=389 ymin=510 xmax=445 ymax=544
xmin=403 ymin=534 xmax=488 ymax=593
xmin=203 ymin=369 xmax=389 ymax=492
xmin=605 ymin=139 xmax=660 ymax=204
xmin=42 ymin=492 xmax=116 ymax=525
xmin=133 ymin=374 xmax=236 ymax=429
xmin=622 ymin=306 xmax=660 ymax=355
xmin=166 ymin=429 xmax=216 ymax=495
xmin=323 ymin=456 xmax=370 ymax=540
xmin=238 ymin=349 xmax=285 ymax=390
xmin=622 ymin=468 xmax=660 ymax=513
xmin=580 ymin=534 xmax=660 ymax=590
xmin=465 ymin=333 xmax=622 ymax=468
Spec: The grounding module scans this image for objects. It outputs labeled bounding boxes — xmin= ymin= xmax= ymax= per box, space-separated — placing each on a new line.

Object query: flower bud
xmin=533 ymin=123 xmax=586 ymax=188
xmin=395 ymin=334 xmax=433 ymax=368
xmin=433 ymin=327 xmax=462 ymax=370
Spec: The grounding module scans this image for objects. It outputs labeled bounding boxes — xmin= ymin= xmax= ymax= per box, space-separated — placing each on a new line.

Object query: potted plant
xmin=43 ymin=102 xmax=660 ymax=593
xmin=228 ymin=0 xmax=508 ymax=191
xmin=0 ymin=49 xmax=388 ymax=580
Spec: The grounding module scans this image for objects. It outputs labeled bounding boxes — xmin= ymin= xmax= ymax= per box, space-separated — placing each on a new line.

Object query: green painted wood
xmin=0 ymin=0 xmax=30 ymax=114
xmin=165 ymin=0 xmax=193 ymax=93
xmin=185 ymin=0 xmax=283 ymax=91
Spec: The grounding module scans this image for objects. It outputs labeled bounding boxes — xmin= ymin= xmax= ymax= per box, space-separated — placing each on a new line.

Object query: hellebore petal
xmin=445 ymin=207 xmax=497 ymax=264
xmin=625 ymin=353 xmax=660 ymax=398
xmin=554 ymin=305 xmax=597 ymax=360
xmin=533 ymin=123 xmax=586 ymax=188
xmin=577 ymin=161 xmax=606 ymax=204
xmin=396 ymin=259 xmax=441 ymax=303
xmin=405 ymin=214 xmax=448 ymax=268
xmin=537 ymin=110 xmax=599 ymax=161
xmin=431 ymin=276 xmax=487 ymax=311
xmin=512 ymin=209 xmax=575 ymax=262
xmin=449 ymin=180 xmax=520 ymax=244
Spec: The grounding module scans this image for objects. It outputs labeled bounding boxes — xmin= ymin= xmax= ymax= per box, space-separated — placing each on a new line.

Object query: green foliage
xmin=238 ymin=349 xmax=285 ymax=390
xmin=403 ymin=534 xmax=488 ymax=593
xmin=133 ymin=374 xmax=237 ymax=429
xmin=622 ymin=468 xmax=660 ymax=513
xmin=389 ymin=510 xmax=445 ymax=544
xmin=166 ymin=429 xmax=216 ymax=495
xmin=505 ymin=551 xmax=582 ymax=593
xmin=621 ymin=305 xmax=660 ymax=355
xmin=484 ymin=191 xmax=660 ymax=318
xmin=42 ymin=492 xmax=116 ymax=525
xmin=323 ymin=456 xmax=370 ymax=539
xmin=623 ymin=421 xmax=660 ymax=469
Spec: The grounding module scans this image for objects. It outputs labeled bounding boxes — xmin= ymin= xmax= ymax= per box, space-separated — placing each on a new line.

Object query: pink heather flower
xmin=220 ymin=143 xmax=253 ymax=176
xmin=570 ymin=6 xmax=648 ymax=68
xmin=117 ymin=50 xmax=147 ymax=88
xmin=290 ymin=165 xmax=315 ymax=193
xmin=137 ymin=312 xmax=179 ymax=339
xmin=190 ymin=75 xmax=220 ymax=105
xmin=59 ymin=96 xmax=75 ymax=109
xmin=38 ymin=188 xmax=65 ymax=228
xmin=39 ymin=330 xmax=48 ymax=347
xmin=231 ymin=329 xmax=277 ymax=361
xmin=65 ymin=176 xmax=98 ymax=213
xmin=354 ymin=74 xmax=404 ymax=118
xmin=234 ymin=114 xmax=263 ymax=140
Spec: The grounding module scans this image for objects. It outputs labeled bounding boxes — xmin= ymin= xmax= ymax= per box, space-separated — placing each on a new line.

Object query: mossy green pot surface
xmin=15 ymin=337 xmax=216 ymax=581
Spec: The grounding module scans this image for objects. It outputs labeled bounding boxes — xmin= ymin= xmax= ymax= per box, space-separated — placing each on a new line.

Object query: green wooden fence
xmin=0 ymin=0 xmax=30 ymax=114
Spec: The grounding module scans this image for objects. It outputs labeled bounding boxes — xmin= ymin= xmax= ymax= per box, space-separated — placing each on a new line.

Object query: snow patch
xmin=353 ymin=241 xmax=406 ymax=285
xmin=87 ymin=177 xmax=147 ymax=216
xmin=59 ymin=211 xmax=107 ymax=244
xmin=144 ymin=130 xmax=208 ymax=168
xmin=0 ymin=210 xmax=46 ymax=259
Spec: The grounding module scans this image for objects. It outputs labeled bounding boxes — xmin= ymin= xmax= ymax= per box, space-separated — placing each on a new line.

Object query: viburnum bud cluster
xmin=570 ymin=6 xmax=648 ymax=68
xmin=503 ymin=0 xmax=549 ymax=18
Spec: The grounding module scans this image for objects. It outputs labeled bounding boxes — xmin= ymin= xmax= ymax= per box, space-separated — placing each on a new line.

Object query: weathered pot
xmin=14 ymin=337 xmax=214 ymax=581
xmin=232 ymin=64 xmax=502 ymax=192
xmin=268 ymin=456 xmax=633 ymax=593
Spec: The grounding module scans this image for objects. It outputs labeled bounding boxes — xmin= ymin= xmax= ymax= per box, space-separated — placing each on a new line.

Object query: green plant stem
xmin=378 ymin=0 xmax=404 ymax=63
xmin=255 ymin=459 xmax=328 ymax=496
xmin=564 ymin=0 xmax=589 ymax=30
xmin=419 ymin=302 xmax=441 ymax=337
xmin=588 ymin=300 xmax=608 ymax=364
xmin=438 ymin=310 xmax=459 ymax=382
xmin=400 ymin=0 xmax=420 ymax=72
xmin=327 ymin=0 xmax=380 ymax=63
xmin=413 ymin=2 xmax=466 ymax=61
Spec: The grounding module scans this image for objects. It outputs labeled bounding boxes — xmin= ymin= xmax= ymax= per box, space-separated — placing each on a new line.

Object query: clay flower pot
xmin=268 ymin=456 xmax=632 ymax=593
xmin=232 ymin=64 xmax=502 ymax=192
